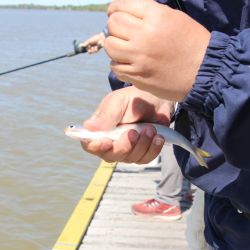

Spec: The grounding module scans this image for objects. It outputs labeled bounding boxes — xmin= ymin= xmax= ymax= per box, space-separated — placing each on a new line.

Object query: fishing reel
xmin=73 ymin=40 xmax=87 ymax=54
xmin=66 ymin=40 xmax=87 ymax=57
xmin=72 ymin=40 xmax=102 ymax=55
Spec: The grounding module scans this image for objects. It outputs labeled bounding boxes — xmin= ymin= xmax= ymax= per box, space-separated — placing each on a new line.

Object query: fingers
xmin=86 ymin=45 xmax=101 ymax=54
xmin=80 ymin=130 xmax=139 ymax=162
xmin=109 ymin=60 xmax=135 ymax=83
xmin=108 ymin=0 xmax=154 ymax=19
xmin=81 ymin=138 xmax=114 ymax=159
xmin=107 ymin=12 xmax=142 ymax=41
xmin=136 ymin=134 xmax=164 ymax=164
xmin=81 ymin=33 xmax=105 ymax=54
xmin=84 ymin=109 xmax=121 ymax=132
xmin=83 ymin=90 xmax=128 ymax=131
xmin=80 ymin=126 xmax=165 ymax=164
xmin=124 ymin=125 xmax=165 ymax=164
xmin=103 ymin=129 xmax=139 ymax=162
xmin=104 ymin=36 xmax=133 ymax=64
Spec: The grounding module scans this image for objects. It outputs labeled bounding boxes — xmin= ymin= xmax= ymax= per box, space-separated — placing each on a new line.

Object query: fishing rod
xmin=0 ymin=40 xmax=87 ymax=76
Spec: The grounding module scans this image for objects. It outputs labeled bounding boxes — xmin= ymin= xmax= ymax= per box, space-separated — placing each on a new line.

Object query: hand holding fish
xmin=77 ymin=86 xmax=173 ymax=164
xmin=105 ymin=0 xmax=211 ymax=101
xmin=66 ymin=122 xmax=210 ymax=167
xmin=66 ymin=86 xmax=210 ymax=167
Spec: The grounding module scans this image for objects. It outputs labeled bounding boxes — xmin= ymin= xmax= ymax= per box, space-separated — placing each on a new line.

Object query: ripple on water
xmin=0 ymin=9 xmax=109 ymax=250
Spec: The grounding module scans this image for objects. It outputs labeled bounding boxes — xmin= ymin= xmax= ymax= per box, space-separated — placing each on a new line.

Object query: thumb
xmin=83 ymin=90 xmax=127 ymax=131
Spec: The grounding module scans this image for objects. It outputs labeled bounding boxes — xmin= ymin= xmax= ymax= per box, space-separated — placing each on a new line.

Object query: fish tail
xmin=196 ymin=148 xmax=211 ymax=158
xmin=195 ymin=148 xmax=211 ymax=168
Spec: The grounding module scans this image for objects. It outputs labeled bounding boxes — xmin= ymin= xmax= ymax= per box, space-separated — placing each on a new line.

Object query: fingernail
xmin=128 ymin=130 xmax=139 ymax=143
xmin=146 ymin=127 xmax=155 ymax=138
xmin=154 ymin=136 xmax=165 ymax=146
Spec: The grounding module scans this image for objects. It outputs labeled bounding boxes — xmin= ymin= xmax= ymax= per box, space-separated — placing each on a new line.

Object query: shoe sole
xmin=132 ymin=211 xmax=182 ymax=221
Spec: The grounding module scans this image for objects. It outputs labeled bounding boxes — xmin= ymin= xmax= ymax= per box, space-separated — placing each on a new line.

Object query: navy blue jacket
xmin=109 ymin=1 xmax=250 ymax=249
xmin=172 ymin=1 xmax=250 ymax=249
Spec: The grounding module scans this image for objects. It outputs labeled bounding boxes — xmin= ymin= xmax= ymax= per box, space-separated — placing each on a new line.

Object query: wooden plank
xmin=81 ymin=234 xmax=188 ymax=249
xmin=89 ymin=218 xmax=187 ymax=230
xmin=54 ymin=158 xmax=190 ymax=250
xmin=78 ymin=161 xmax=190 ymax=250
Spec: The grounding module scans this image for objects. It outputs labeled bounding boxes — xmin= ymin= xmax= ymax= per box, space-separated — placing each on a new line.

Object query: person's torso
xmin=157 ymin=0 xmax=250 ymax=34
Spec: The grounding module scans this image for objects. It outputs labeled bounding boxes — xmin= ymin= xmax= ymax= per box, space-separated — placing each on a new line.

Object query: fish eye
xmin=69 ymin=125 xmax=76 ymax=129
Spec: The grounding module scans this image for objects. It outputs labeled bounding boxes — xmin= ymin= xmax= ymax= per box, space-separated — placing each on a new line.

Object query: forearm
xmin=181 ymin=29 xmax=250 ymax=169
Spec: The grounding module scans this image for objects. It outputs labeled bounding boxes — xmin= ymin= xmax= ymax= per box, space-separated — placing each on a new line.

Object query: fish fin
xmin=195 ymin=148 xmax=212 ymax=168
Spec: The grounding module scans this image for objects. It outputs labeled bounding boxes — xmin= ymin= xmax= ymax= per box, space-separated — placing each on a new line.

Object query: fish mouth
xmin=64 ymin=125 xmax=76 ymax=134
xmin=64 ymin=127 xmax=69 ymax=134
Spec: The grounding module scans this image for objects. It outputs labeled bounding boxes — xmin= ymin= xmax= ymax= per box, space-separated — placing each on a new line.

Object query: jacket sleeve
xmin=182 ymin=29 xmax=250 ymax=169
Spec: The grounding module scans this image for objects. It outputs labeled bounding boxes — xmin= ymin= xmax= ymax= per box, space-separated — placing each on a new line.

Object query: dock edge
xmin=52 ymin=160 xmax=117 ymax=250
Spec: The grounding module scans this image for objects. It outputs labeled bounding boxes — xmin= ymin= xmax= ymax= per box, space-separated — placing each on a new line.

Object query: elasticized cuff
xmin=181 ymin=31 xmax=234 ymax=118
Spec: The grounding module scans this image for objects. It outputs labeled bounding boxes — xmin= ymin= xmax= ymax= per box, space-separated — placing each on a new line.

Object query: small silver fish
xmin=65 ymin=123 xmax=211 ymax=168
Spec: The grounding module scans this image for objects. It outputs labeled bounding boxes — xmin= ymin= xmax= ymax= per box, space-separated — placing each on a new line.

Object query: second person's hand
xmin=81 ymin=32 xmax=106 ymax=54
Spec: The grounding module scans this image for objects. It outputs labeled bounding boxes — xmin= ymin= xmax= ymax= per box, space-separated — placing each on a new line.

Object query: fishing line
xmin=174 ymin=0 xmax=187 ymax=12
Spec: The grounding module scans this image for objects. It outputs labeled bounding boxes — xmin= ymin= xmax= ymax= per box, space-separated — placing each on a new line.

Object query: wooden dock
xmin=53 ymin=158 xmax=191 ymax=250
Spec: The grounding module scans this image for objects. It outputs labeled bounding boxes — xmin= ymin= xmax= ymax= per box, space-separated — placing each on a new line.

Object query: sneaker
xmin=131 ymin=199 xmax=182 ymax=221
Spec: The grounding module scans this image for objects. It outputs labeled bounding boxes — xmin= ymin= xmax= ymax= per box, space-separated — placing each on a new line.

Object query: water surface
xmin=0 ymin=9 xmax=110 ymax=250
